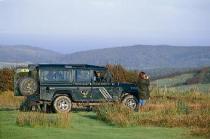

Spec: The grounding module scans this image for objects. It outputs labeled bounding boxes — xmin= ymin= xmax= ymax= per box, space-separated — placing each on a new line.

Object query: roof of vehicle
xmin=28 ymin=64 xmax=107 ymax=70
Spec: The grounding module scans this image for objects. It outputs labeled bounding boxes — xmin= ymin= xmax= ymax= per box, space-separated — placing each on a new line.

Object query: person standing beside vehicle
xmin=137 ymin=72 xmax=150 ymax=110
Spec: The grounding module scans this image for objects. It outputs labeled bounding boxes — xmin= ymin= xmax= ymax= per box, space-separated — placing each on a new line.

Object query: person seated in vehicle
xmin=103 ymin=71 xmax=113 ymax=83
xmin=94 ymin=71 xmax=102 ymax=82
xmin=137 ymin=71 xmax=150 ymax=111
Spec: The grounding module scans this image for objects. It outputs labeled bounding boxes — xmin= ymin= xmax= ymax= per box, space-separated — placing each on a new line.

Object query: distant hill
xmin=0 ymin=45 xmax=62 ymax=64
xmin=0 ymin=45 xmax=210 ymax=70
xmin=64 ymin=45 xmax=210 ymax=69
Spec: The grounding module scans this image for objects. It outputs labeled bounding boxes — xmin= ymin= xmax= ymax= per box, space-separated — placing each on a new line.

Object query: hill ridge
xmin=0 ymin=44 xmax=210 ymax=69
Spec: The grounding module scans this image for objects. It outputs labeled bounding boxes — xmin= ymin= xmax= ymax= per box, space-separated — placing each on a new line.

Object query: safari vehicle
xmin=14 ymin=64 xmax=139 ymax=112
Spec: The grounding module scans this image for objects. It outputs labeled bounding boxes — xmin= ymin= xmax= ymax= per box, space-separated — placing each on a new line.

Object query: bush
xmin=106 ymin=64 xmax=138 ymax=83
xmin=16 ymin=112 xmax=71 ymax=128
xmin=95 ymin=90 xmax=210 ymax=137
xmin=191 ymin=128 xmax=210 ymax=137
xmin=0 ymin=67 xmax=15 ymax=91
xmin=96 ymin=102 xmax=134 ymax=127
xmin=0 ymin=91 xmax=24 ymax=109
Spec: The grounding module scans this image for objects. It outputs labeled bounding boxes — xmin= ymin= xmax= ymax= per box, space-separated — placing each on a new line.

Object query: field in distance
xmin=151 ymin=67 xmax=210 ymax=92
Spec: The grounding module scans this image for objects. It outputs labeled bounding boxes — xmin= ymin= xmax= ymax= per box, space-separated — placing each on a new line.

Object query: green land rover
xmin=14 ymin=64 xmax=139 ymax=112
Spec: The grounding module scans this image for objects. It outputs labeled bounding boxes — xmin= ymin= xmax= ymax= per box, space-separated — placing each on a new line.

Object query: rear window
xmin=40 ymin=70 xmax=70 ymax=82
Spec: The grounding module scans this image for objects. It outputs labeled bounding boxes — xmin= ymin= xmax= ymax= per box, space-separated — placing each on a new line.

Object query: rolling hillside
xmin=0 ymin=45 xmax=210 ymax=70
xmin=185 ymin=67 xmax=210 ymax=85
xmin=152 ymin=67 xmax=210 ymax=92
xmin=64 ymin=45 xmax=210 ymax=69
xmin=0 ymin=45 xmax=62 ymax=64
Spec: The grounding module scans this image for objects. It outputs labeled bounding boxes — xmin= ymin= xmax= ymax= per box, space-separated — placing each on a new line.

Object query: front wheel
xmin=122 ymin=95 xmax=138 ymax=111
xmin=53 ymin=96 xmax=72 ymax=113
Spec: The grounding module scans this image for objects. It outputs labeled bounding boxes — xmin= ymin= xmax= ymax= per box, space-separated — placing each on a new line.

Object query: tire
xmin=18 ymin=77 xmax=38 ymax=96
xmin=53 ymin=96 xmax=72 ymax=113
xmin=19 ymin=95 xmax=40 ymax=112
xmin=19 ymin=98 xmax=31 ymax=111
xmin=122 ymin=95 xmax=138 ymax=111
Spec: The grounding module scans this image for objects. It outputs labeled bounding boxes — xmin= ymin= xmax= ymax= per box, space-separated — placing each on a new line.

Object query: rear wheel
xmin=122 ymin=95 xmax=138 ymax=111
xmin=53 ymin=96 xmax=72 ymax=113
xmin=19 ymin=95 xmax=40 ymax=111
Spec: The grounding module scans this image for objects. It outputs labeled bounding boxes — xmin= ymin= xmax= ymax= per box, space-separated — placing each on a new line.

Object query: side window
xmin=41 ymin=70 xmax=70 ymax=82
xmin=93 ymin=70 xmax=113 ymax=83
xmin=76 ymin=69 xmax=91 ymax=83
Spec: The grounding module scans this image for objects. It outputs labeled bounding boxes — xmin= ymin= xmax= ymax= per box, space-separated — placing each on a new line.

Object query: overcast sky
xmin=0 ymin=0 xmax=210 ymax=53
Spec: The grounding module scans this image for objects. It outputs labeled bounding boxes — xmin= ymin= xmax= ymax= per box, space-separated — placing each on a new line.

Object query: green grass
xmin=152 ymin=73 xmax=210 ymax=92
xmin=171 ymin=83 xmax=210 ymax=93
xmin=0 ymin=110 xmax=206 ymax=139
xmin=152 ymin=73 xmax=194 ymax=88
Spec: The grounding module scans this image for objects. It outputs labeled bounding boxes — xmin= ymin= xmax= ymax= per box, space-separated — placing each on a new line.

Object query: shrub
xmin=96 ymin=102 xmax=134 ymax=127
xmin=0 ymin=67 xmax=15 ymax=92
xmin=176 ymin=100 xmax=190 ymax=114
xmin=0 ymin=91 xmax=24 ymax=109
xmin=95 ymin=90 xmax=210 ymax=137
xmin=16 ymin=112 xmax=71 ymax=128
xmin=191 ymin=128 xmax=210 ymax=137
xmin=106 ymin=64 xmax=138 ymax=83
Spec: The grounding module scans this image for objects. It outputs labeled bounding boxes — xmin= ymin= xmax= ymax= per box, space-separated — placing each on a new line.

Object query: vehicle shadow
xmin=79 ymin=113 xmax=98 ymax=120
xmin=71 ymin=108 xmax=98 ymax=120
xmin=71 ymin=107 xmax=93 ymax=113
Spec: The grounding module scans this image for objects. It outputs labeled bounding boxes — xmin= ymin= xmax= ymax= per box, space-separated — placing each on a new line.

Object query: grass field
xmin=152 ymin=73 xmax=210 ymax=93
xmin=152 ymin=73 xmax=194 ymax=88
xmin=0 ymin=110 xmax=206 ymax=139
xmin=171 ymin=83 xmax=210 ymax=93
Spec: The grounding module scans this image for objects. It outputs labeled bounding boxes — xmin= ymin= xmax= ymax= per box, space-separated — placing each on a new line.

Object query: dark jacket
xmin=137 ymin=79 xmax=150 ymax=99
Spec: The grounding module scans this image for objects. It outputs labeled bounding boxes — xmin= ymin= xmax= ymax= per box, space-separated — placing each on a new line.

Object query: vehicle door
xmin=71 ymin=69 xmax=93 ymax=101
xmin=91 ymin=70 xmax=121 ymax=102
